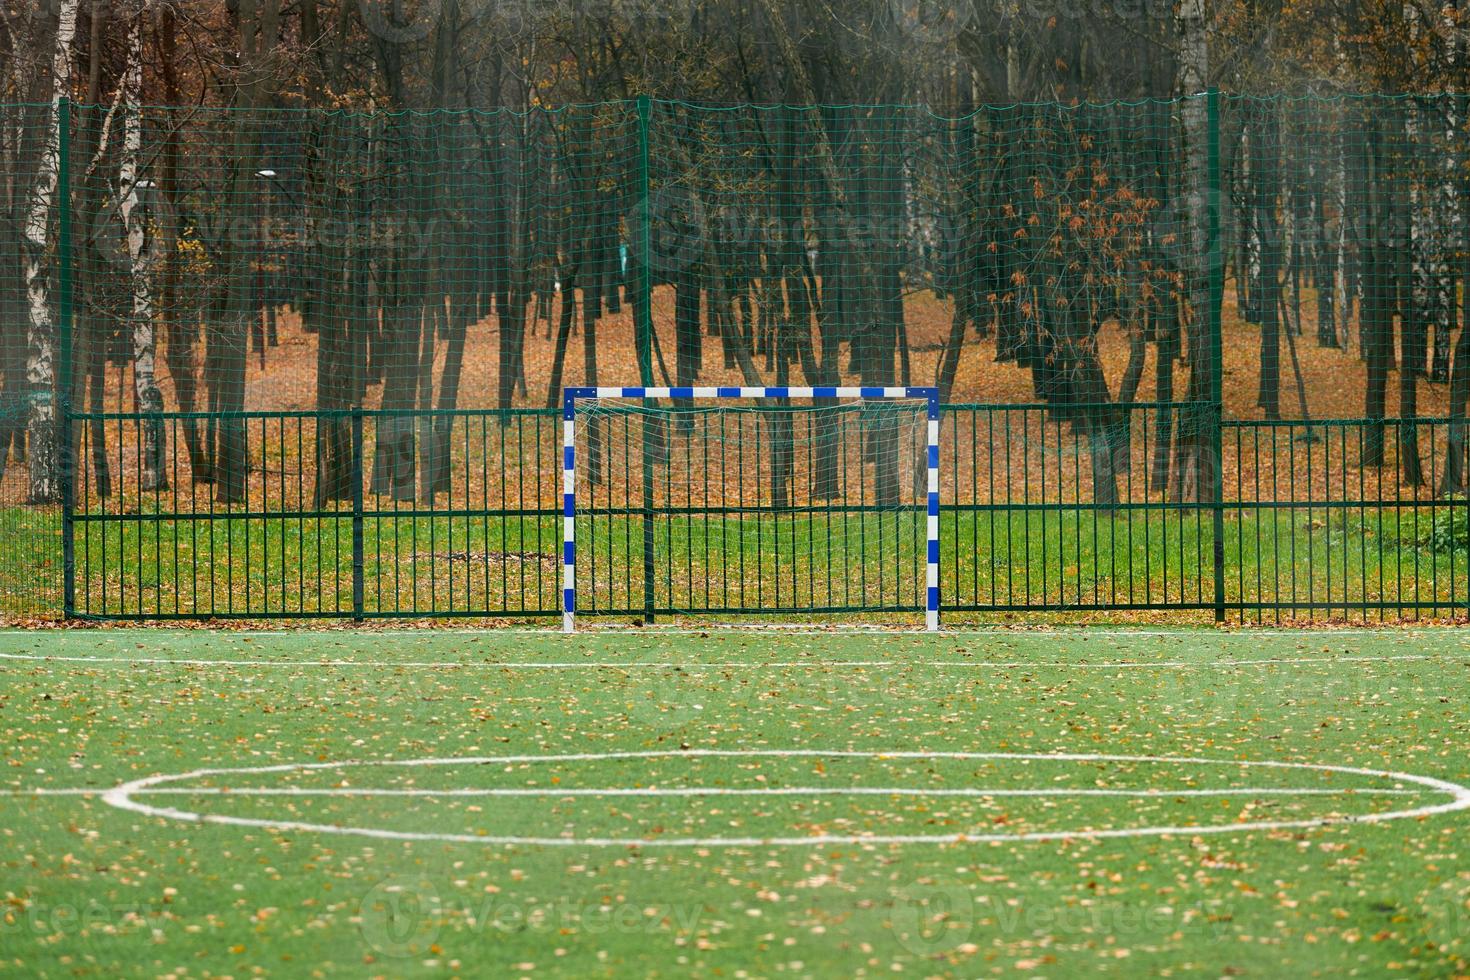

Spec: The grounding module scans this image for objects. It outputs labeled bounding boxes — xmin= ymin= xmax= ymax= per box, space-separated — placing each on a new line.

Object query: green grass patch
xmin=50 ymin=506 xmax=1470 ymax=621
xmin=0 ymin=506 xmax=64 ymax=619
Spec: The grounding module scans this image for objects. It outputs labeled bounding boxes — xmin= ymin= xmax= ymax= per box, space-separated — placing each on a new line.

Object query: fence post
xmin=1207 ymin=88 xmax=1226 ymax=623
xmin=59 ymin=96 xmax=75 ymax=620
xmin=637 ymin=95 xmax=656 ymax=624
xmin=636 ymin=95 xmax=654 ymax=386
xmin=351 ymin=410 xmax=365 ymax=622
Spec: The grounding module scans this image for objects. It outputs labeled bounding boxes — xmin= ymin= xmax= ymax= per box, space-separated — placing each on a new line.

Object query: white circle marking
xmin=99 ymin=750 xmax=1470 ymax=848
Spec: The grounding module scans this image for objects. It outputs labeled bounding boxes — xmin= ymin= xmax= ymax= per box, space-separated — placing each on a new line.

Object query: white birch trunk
xmin=120 ymin=3 xmax=165 ymax=490
xmin=22 ymin=0 xmax=79 ymax=504
xmin=1005 ymin=6 xmax=1022 ymax=100
xmin=1174 ymin=0 xmax=1210 ymax=500
xmin=1434 ymin=98 xmax=1457 ymax=379
xmin=1242 ymin=129 xmax=1261 ymax=310
xmin=1408 ymin=105 xmax=1429 ymax=376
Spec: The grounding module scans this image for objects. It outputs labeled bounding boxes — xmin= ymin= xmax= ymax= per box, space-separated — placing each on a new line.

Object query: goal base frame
xmin=561 ymin=386 xmax=941 ymax=633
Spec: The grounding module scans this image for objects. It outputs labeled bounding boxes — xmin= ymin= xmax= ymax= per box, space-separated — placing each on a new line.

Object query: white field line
xmin=0 ymin=627 xmax=1453 ymax=638
xmin=0 ymin=786 xmax=1422 ymax=799
xmin=0 ymin=652 xmax=1438 ymax=671
xmin=94 ymin=749 xmax=1470 ymax=848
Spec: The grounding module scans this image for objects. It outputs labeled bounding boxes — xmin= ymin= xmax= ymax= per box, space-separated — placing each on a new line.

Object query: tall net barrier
xmin=643 ymin=101 xmax=1219 ymax=614
xmin=1218 ymin=95 xmax=1470 ymax=618
xmin=0 ymin=104 xmax=66 ymax=618
xmin=0 ymin=93 xmax=1467 ymax=620
xmin=59 ymin=102 xmax=635 ymax=617
xmin=568 ymin=393 xmax=933 ymax=624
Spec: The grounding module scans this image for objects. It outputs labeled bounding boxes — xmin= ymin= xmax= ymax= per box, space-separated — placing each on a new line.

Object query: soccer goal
xmin=561 ymin=386 xmax=940 ymax=632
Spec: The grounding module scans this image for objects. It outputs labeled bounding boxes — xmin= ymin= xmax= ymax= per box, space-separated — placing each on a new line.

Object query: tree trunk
xmin=1362 ymin=115 xmax=1392 ymax=469
xmin=121 ymin=6 xmax=165 ymax=491
xmin=1313 ymin=175 xmax=1338 ymax=347
xmin=675 ymin=269 xmax=701 ymax=391
xmin=1151 ymin=336 xmax=1175 ymax=494
xmin=158 ymin=10 xmax=205 ymax=482
xmin=372 ymin=300 xmax=421 ymax=501
xmin=583 ymin=278 xmax=602 ymax=487
xmin=1440 ymin=296 xmax=1470 ymax=495
xmin=1400 ymin=100 xmax=1426 ymax=486
xmin=1112 ymin=329 xmax=1147 ymax=475
xmin=1174 ymin=0 xmax=1214 ymax=503
xmin=22 ymin=0 xmax=79 ymax=504
xmin=1070 ymin=338 xmax=1119 ymax=509
xmin=546 ymin=283 xmax=576 ymax=409
xmin=1400 ymin=313 xmax=1425 ymax=487
xmin=210 ymin=0 xmax=282 ymax=505
xmin=82 ymin=324 xmax=109 ymax=501
xmin=1252 ymin=105 xmax=1282 ymax=421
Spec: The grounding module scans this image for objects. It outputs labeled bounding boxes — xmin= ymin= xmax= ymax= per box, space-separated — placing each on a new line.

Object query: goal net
xmin=562 ymin=387 xmax=940 ymax=631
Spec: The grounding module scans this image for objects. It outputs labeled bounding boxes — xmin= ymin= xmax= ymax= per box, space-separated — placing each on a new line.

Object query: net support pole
xmin=59 ymin=96 xmax=75 ymax=620
xmin=1207 ymin=87 xmax=1226 ymax=623
xmin=351 ymin=410 xmax=365 ymax=622
xmin=636 ymin=95 xmax=656 ymax=627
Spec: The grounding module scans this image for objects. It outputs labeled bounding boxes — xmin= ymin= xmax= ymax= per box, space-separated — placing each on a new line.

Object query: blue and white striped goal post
xmin=561 ymin=386 xmax=941 ymax=633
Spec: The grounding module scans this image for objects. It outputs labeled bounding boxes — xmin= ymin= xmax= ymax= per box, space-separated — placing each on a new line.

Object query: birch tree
xmin=22 ymin=0 xmax=79 ymax=504
xmin=1173 ymin=0 xmax=1214 ymax=502
xmin=120 ymin=1 xmax=165 ymax=490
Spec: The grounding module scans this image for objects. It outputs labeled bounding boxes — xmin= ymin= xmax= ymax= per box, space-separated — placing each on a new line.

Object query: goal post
xmin=561 ymin=386 xmax=940 ymax=632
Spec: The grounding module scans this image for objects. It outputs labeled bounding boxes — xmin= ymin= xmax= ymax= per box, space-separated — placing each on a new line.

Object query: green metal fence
xmin=48 ymin=403 xmax=1469 ymax=622
xmin=2 ymin=92 xmax=1468 ymax=622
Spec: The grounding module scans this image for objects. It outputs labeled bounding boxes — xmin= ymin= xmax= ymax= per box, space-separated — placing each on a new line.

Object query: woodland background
xmin=2 ymin=0 xmax=1469 ymax=519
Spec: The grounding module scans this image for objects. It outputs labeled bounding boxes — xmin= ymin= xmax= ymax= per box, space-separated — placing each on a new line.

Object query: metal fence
xmin=3 ymin=91 xmax=1469 ymax=622
xmin=44 ymin=404 xmax=1468 ymax=622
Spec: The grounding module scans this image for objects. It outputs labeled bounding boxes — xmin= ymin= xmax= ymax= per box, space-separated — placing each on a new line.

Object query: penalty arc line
xmin=95 ymin=749 xmax=1470 ymax=848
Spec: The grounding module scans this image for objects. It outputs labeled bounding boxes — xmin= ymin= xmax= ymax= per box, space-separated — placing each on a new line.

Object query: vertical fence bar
xmin=351 ymin=410 xmax=364 ymax=622
xmin=1207 ymin=88 xmax=1226 ymax=623
xmin=635 ymin=97 xmax=654 ymax=385
xmin=637 ymin=95 xmax=656 ymax=624
xmin=58 ymin=96 xmax=75 ymax=620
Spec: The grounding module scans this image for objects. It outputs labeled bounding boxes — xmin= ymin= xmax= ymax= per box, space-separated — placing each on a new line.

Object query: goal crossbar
xmin=561 ymin=386 xmax=941 ymax=632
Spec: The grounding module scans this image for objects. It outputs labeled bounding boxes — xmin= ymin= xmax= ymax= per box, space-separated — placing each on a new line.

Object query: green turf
xmin=2 ymin=628 xmax=1469 ymax=976
xmin=28 ymin=507 xmax=1469 ymax=619
xmin=0 ymin=506 xmax=64 ymax=618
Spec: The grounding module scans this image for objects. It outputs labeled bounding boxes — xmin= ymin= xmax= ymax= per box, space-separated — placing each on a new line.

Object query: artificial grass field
xmin=1 ymin=628 xmax=1468 ymax=977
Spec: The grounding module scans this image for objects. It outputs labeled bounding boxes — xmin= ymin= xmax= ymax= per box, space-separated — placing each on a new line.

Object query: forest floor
xmin=79 ymin=279 xmax=1456 ymax=421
